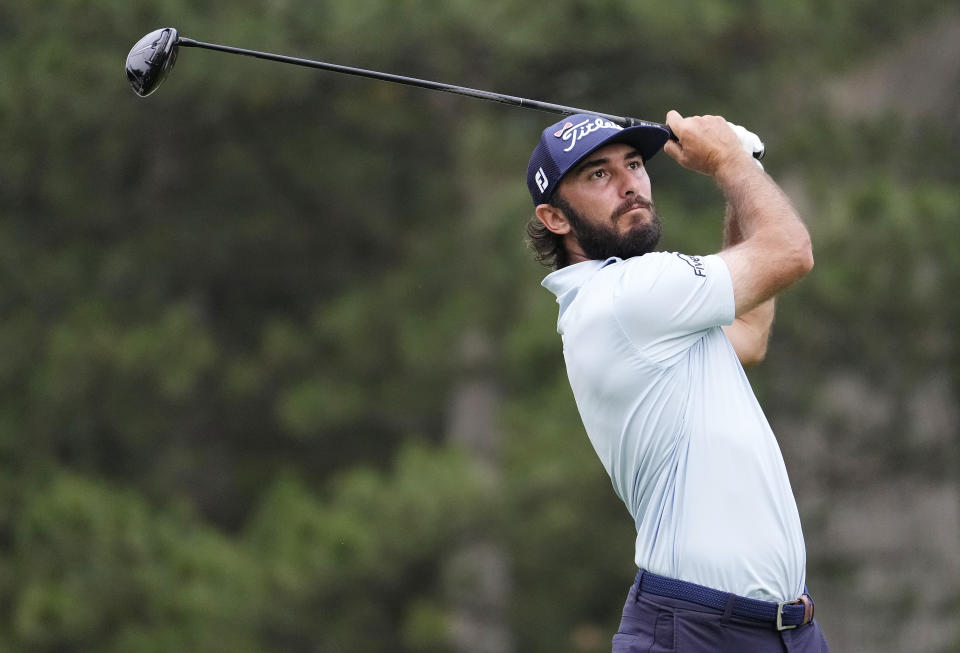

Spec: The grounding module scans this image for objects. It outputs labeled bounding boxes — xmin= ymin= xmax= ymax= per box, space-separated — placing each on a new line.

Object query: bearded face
xmin=551 ymin=192 xmax=662 ymax=261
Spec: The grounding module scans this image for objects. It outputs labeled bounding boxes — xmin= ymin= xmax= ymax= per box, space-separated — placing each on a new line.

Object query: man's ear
xmin=535 ymin=203 xmax=572 ymax=235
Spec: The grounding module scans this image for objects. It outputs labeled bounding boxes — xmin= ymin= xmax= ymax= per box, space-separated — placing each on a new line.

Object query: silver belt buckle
xmin=776 ymin=601 xmax=797 ymax=631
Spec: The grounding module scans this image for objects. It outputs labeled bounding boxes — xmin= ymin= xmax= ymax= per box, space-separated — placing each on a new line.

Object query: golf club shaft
xmin=177 ymin=37 xmax=657 ymax=129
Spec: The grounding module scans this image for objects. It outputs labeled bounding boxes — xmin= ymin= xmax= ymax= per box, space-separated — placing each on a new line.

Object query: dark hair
xmin=525 ymin=193 xmax=572 ymax=270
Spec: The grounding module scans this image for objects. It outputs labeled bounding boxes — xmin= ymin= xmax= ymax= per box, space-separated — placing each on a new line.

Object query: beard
xmin=554 ymin=194 xmax=662 ymax=261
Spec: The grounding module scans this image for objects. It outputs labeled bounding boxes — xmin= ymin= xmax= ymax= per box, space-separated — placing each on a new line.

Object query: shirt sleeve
xmin=611 ymin=252 xmax=735 ymax=365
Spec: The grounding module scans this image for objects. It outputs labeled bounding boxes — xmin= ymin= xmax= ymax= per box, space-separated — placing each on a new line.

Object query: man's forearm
xmin=714 ymin=158 xmax=813 ymax=315
xmin=723 ymin=202 xmax=743 ymax=249
xmin=722 ymin=200 xmax=776 ymax=364
xmin=716 ymin=159 xmax=810 ymax=257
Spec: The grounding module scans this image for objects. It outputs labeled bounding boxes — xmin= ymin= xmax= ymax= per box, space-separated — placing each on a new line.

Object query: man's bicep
xmin=719 ymin=232 xmax=814 ymax=317
xmin=718 ymin=242 xmax=787 ymax=317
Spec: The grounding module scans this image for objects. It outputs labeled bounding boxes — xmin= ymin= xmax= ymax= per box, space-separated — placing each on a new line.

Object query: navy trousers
xmin=612 ymin=576 xmax=831 ymax=652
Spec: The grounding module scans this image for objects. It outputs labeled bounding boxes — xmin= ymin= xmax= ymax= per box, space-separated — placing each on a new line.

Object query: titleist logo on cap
xmin=554 ymin=117 xmax=622 ymax=153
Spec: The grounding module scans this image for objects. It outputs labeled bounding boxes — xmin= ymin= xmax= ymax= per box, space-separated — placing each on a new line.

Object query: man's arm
xmin=723 ymin=298 xmax=774 ymax=366
xmin=719 ymin=200 xmax=776 ymax=366
xmin=663 ymin=111 xmax=813 ymax=321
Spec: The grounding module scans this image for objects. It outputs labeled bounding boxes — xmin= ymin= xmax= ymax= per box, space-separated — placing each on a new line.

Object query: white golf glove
xmin=727 ymin=121 xmax=765 ymax=170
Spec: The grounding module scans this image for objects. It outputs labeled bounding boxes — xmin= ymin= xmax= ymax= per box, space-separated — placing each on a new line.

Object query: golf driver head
xmin=126 ymin=27 xmax=179 ymax=97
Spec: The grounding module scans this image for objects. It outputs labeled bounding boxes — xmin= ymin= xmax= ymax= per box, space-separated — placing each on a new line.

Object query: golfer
xmin=525 ymin=111 xmax=830 ymax=652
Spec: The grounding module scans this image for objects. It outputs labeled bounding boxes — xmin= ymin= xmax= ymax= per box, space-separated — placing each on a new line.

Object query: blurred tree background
xmin=1 ymin=0 xmax=958 ymax=651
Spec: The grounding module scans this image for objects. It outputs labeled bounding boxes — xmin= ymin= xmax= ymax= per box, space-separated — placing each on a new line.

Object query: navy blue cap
xmin=526 ymin=114 xmax=671 ymax=206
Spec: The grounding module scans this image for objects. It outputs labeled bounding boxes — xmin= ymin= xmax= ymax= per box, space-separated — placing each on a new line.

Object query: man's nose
xmin=616 ymin=171 xmax=651 ymax=203
xmin=618 ymin=174 xmax=641 ymax=198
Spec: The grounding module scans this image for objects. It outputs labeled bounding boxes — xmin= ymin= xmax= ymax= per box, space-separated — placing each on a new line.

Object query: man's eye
xmin=628 ymin=160 xmax=642 ymax=170
xmin=591 ymin=170 xmax=606 ymax=179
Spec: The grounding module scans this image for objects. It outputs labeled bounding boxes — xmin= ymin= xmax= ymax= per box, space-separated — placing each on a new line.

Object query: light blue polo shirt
xmin=542 ymin=252 xmax=806 ymax=602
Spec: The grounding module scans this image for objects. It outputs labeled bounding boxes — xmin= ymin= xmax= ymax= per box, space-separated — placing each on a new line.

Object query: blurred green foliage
xmin=0 ymin=0 xmax=958 ymax=651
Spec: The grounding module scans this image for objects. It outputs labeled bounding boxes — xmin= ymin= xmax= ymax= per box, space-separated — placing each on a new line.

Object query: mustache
xmin=612 ymin=197 xmax=655 ymax=221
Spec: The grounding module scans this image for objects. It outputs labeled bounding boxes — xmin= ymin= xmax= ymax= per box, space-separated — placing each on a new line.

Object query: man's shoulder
xmin=604 ymin=252 xmax=732 ymax=319
xmin=619 ymin=251 xmax=714 ymax=268
xmin=543 ymin=252 xmax=724 ymax=299
xmin=604 ymin=251 xmax=717 ymax=282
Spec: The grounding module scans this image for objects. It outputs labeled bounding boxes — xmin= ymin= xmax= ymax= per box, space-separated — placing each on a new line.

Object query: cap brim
xmin=575 ymin=123 xmax=672 ymax=170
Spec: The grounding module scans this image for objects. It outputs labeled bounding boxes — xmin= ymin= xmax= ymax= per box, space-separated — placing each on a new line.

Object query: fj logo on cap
xmin=535 ymin=167 xmax=549 ymax=193
xmin=556 ymin=117 xmax=622 ymax=153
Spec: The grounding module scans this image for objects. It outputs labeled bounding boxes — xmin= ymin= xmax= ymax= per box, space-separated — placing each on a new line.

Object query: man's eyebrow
xmin=571 ymin=149 xmax=644 ymax=177
xmin=571 ymin=156 xmax=609 ymax=177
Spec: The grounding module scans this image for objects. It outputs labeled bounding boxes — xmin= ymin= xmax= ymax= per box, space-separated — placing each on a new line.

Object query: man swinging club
xmin=525 ymin=111 xmax=830 ymax=652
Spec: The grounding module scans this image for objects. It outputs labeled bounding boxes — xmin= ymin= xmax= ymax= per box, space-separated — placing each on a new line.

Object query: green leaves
xmin=7 ymin=443 xmax=491 ymax=652
xmin=12 ymin=474 xmax=260 ymax=652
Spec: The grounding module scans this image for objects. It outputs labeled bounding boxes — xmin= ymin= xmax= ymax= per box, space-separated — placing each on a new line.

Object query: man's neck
xmin=564 ymin=236 xmax=588 ymax=265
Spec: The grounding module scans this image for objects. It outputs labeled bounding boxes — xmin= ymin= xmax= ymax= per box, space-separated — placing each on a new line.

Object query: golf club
xmin=125 ymin=28 xmax=764 ymax=160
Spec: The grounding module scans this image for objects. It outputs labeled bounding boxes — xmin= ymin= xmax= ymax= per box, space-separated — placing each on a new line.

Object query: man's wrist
xmin=713 ymin=152 xmax=765 ymax=188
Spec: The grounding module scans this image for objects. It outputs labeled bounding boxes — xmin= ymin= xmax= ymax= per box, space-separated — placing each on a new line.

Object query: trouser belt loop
xmin=722 ymin=593 xmax=737 ymax=622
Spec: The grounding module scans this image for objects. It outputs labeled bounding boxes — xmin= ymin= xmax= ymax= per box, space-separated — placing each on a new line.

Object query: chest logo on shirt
xmin=676 ymin=253 xmax=706 ymax=278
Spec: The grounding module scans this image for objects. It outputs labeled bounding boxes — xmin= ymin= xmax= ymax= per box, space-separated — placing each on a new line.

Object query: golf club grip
xmin=625 ymin=120 xmax=678 ymax=142
xmin=176 ymin=36 xmax=670 ymax=132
